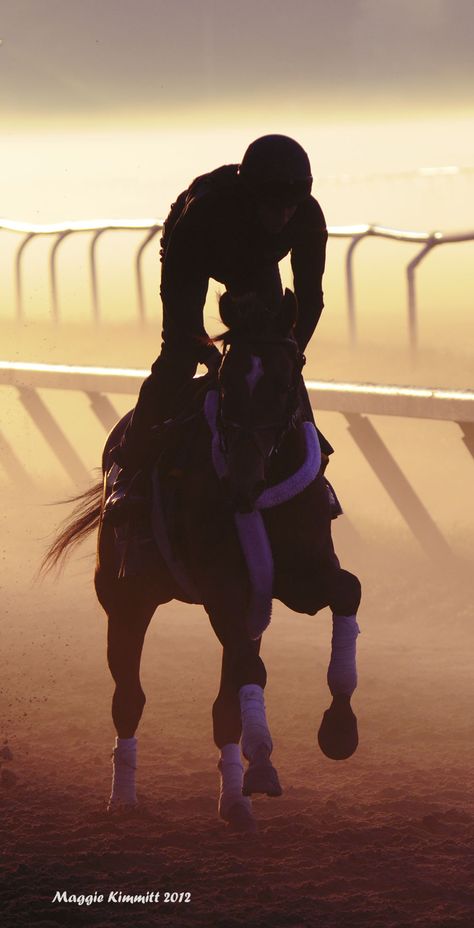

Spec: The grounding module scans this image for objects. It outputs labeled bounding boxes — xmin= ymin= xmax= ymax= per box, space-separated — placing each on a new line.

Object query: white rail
xmin=2 ymin=359 xmax=473 ymax=560
xmin=1 ymin=218 xmax=473 ymax=347
xmin=1 ymin=360 xmax=474 ymax=422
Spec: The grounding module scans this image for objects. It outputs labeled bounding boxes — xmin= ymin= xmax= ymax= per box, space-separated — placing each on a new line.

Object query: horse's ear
xmin=277 ymin=289 xmax=298 ymax=335
xmin=219 ymin=290 xmax=266 ymax=332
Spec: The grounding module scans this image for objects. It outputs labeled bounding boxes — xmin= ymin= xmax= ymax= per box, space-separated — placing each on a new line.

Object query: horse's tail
xmin=41 ymin=480 xmax=104 ymax=575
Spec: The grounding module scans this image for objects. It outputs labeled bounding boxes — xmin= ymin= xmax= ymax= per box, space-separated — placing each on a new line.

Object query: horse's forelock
xmin=219 ymin=291 xmax=272 ymax=335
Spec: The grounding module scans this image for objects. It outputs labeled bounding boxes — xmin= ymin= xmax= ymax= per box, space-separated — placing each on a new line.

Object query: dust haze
xmin=2 ymin=344 xmax=473 ymax=925
xmin=1 ymin=0 xmax=474 ymax=922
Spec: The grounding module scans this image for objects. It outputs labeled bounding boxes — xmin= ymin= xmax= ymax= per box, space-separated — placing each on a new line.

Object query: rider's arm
xmin=160 ymin=205 xmax=218 ymax=367
xmin=290 ymin=197 xmax=328 ymax=352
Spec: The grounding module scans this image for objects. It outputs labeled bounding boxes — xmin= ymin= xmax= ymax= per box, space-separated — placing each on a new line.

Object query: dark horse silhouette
xmin=44 ymin=289 xmax=361 ymax=833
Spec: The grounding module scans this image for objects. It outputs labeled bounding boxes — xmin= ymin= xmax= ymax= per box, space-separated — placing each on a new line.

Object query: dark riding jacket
xmin=159 ymin=165 xmax=328 ymax=367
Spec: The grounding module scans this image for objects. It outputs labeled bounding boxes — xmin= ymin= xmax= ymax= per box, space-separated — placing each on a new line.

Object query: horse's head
xmin=217 ymin=289 xmax=305 ymax=512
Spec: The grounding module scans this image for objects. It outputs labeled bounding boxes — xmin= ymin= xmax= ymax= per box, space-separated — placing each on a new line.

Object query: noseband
xmin=217 ymin=335 xmax=306 ymax=464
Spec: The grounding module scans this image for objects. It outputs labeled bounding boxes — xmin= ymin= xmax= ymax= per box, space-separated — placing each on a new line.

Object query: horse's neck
xmin=266 ymin=423 xmax=307 ymax=487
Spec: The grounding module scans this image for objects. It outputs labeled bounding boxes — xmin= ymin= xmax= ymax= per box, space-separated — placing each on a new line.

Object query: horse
xmin=43 ymin=288 xmax=361 ymax=833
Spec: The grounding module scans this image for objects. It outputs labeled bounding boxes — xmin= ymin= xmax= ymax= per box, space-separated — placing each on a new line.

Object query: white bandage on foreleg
xmin=217 ymin=742 xmax=252 ymax=820
xmin=239 ymin=684 xmax=273 ymax=760
xmin=327 ymin=614 xmax=360 ymax=696
xmin=109 ymin=736 xmax=137 ymax=805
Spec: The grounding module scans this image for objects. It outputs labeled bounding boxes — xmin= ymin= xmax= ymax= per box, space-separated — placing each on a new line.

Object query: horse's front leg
xmin=211 ymin=647 xmax=255 ymax=832
xmin=209 ymin=606 xmax=282 ymax=831
xmin=106 ymin=602 xmax=154 ymax=810
xmin=318 ymin=569 xmax=362 ymax=760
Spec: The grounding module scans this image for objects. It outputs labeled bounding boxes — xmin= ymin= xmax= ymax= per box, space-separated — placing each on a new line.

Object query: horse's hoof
xmin=243 ymin=754 xmax=283 ymax=797
xmin=317 ymin=697 xmax=358 ymax=760
xmin=225 ymin=801 xmax=258 ymax=833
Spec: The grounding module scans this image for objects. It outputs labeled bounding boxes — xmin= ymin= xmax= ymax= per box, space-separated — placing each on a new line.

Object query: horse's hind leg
xmin=318 ymin=569 xmax=362 ymax=761
xmin=106 ymin=601 xmax=154 ymax=810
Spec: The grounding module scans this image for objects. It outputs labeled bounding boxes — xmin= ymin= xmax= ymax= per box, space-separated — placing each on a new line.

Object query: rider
xmin=105 ymin=134 xmax=334 ymax=521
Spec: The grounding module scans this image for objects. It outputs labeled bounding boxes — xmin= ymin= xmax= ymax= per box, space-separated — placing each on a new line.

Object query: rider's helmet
xmin=238 ymin=135 xmax=313 ymax=207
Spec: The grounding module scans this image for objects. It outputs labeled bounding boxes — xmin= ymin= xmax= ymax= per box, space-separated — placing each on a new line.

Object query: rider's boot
xmin=103 ymin=466 xmax=148 ymax=527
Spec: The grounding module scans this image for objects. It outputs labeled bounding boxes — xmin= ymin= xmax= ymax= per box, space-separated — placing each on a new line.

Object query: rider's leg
xmin=121 ymin=348 xmax=197 ymax=467
xmin=104 ymin=348 xmax=196 ymax=522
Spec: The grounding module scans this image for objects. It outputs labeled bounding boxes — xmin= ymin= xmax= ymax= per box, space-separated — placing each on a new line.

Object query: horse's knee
xmin=231 ymin=647 xmax=267 ymax=690
xmin=330 ymin=570 xmax=361 ymax=616
xmin=112 ymin=680 xmax=146 ymax=719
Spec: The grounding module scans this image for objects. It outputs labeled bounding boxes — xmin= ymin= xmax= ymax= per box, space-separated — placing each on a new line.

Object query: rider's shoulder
xmin=184 ymin=165 xmax=240 ymax=217
xmin=296 ymin=195 xmax=327 ymax=231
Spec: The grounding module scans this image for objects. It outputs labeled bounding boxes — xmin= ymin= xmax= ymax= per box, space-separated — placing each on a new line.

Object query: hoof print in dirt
xmin=226 ymin=802 xmax=258 ymax=833
xmin=1 ymin=768 xmax=18 ymax=788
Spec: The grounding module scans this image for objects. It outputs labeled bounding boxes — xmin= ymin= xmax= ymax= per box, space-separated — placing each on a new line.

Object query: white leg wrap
xmin=327 ymin=614 xmax=360 ymax=696
xmin=109 ymin=736 xmax=137 ymax=806
xmin=239 ymin=684 xmax=273 ymax=761
xmin=217 ymin=743 xmax=252 ymax=821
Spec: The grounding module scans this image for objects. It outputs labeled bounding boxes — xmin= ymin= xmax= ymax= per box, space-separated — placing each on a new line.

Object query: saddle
xmin=109 ymin=376 xmax=211 ymax=587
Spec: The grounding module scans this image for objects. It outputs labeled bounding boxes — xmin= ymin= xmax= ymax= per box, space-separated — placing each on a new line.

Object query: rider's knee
xmin=330 ymin=571 xmax=361 ymax=616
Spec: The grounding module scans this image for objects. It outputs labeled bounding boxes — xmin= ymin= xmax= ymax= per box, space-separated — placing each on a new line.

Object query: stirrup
xmin=103 ymin=468 xmax=147 ymax=526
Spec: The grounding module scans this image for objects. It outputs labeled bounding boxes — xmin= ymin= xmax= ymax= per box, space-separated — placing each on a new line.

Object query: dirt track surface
xmin=1 ymin=490 xmax=474 ymax=928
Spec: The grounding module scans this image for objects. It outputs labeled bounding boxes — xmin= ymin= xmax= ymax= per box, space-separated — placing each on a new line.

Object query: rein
xmin=216 ymin=335 xmax=306 ymax=463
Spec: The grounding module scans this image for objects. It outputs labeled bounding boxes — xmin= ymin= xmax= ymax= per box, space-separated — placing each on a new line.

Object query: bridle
xmin=216 ymin=334 xmax=306 ymax=466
